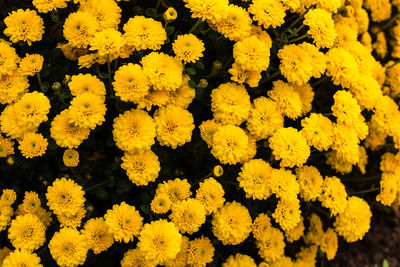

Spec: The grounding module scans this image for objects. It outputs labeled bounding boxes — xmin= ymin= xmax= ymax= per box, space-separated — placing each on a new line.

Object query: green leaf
xmin=185 ymin=67 xmax=196 ymax=75
xmin=383 ymin=259 xmax=389 ymax=267
xmin=94 ymin=187 xmax=109 ymax=200
xmin=98 ymin=72 xmax=110 ymax=79
xmin=165 ymin=26 xmax=175 ymax=36
xmin=140 ymin=204 xmax=152 ymax=215
xmin=145 ymin=8 xmax=156 ymax=17
xmin=132 ymin=6 xmax=144 ymax=15
xmin=41 ymin=82 xmax=49 ymax=93
xmin=188 ymin=80 xmax=196 ymax=88
xmin=194 ymin=61 xmax=205 ymax=70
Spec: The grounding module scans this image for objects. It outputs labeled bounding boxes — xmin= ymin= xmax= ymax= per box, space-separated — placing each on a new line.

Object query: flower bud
xmin=163 ymin=7 xmax=177 ymax=22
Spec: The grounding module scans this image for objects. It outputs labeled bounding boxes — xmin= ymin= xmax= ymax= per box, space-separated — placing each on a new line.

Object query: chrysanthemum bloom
xmin=137 ymin=219 xmax=183 ymax=265
xmin=331 ymin=90 xmax=364 ymax=127
xmin=19 ymin=54 xmax=44 ymax=76
xmin=22 ymin=192 xmax=41 ymax=214
xmin=166 ymin=75 xmax=195 ymax=109
xmin=68 ymin=92 xmax=106 ymax=130
xmin=0 ymin=137 xmax=14 ymax=158
xmin=183 ymin=0 xmax=228 ymax=23
xmin=14 ymin=91 xmax=51 ymax=130
xmin=32 ymin=0 xmax=68 ymax=13
xmin=104 ymin=202 xmax=143 ymax=243
xmin=57 ymin=207 xmax=86 ymax=228
xmin=213 ymin=4 xmax=252 ymax=41
xmin=0 ymin=71 xmax=29 ymax=105
xmin=154 ymin=105 xmax=195 ymax=148
xmin=121 ymin=150 xmax=160 ymax=186
xmin=62 ymin=149 xmax=79 ymax=167
xmin=0 ymin=42 xmax=19 ymax=78
xmin=4 ymin=9 xmax=44 ymax=45
xmin=199 ymin=119 xmax=220 ymax=147
xmin=8 ymin=214 xmax=45 ymax=251
xmin=334 ymin=196 xmax=372 ymax=242
xmin=195 ymin=178 xmax=225 ymax=215
xmin=303 ymin=8 xmax=337 ymax=48
xmin=169 ymin=198 xmax=206 ymax=234
xmin=163 ymin=236 xmax=190 ymax=267
xmin=272 ymin=198 xmax=302 ymax=231
xmin=187 ymin=236 xmax=215 ymax=266
xmin=223 ymin=253 xmax=257 ymax=267
xmin=18 ymin=132 xmax=48 ymax=159
xmin=331 ymin=123 xmax=361 ymax=164
xmin=252 ymin=213 xmax=272 ymax=241
xmin=113 ymin=109 xmax=156 ymax=153
xmin=269 ymin=168 xmax=300 ymax=202
xmin=364 ymin=0 xmax=391 ymax=22
xmin=211 ymin=82 xmax=251 ymax=125
xmin=46 ymin=177 xmax=85 ymax=216
xmin=320 ymin=228 xmax=338 ymax=260
xmin=376 ymin=172 xmax=398 ymax=206
xmin=269 ymin=127 xmax=310 ymax=168
xmin=2 ymin=249 xmax=43 ymax=267
xmin=90 ymin=28 xmax=126 ymax=57
xmin=319 ymin=176 xmax=348 ymax=215
xmin=136 ymin=88 xmax=171 ymax=111
xmin=0 ymin=204 xmax=14 ymax=231
xmin=81 ymin=218 xmax=114 ymax=254
xmin=301 ymin=113 xmax=334 ymax=151
xmin=211 ymin=124 xmax=249 ymax=165
xmin=228 ymin=62 xmax=262 ymax=87
xmin=304 ymin=213 xmax=324 ymax=246
xmin=121 ymin=248 xmax=156 ymax=267
xmin=173 ymin=34 xmax=205 ymax=63
xmin=79 ymin=0 xmax=122 ymax=30
xmin=295 ymin=165 xmax=324 ymax=202
xmin=63 ymin=11 xmax=98 ymax=48
xmin=256 ymin=227 xmax=285 ymax=262
xmin=123 ymin=16 xmax=166 ymax=51
xmin=326 ymin=47 xmax=360 ymax=89
xmin=1 ymin=189 xmax=16 ymax=206
xmin=299 ymin=42 xmax=327 ymax=78
xmin=141 ymin=52 xmax=183 ymax=91
xmin=113 ymin=63 xmax=150 ymax=103
xmin=48 ymin=227 xmax=89 ymax=267
xmin=237 ymin=159 xmax=273 ymax=200
xmin=267 ymin=80 xmax=303 ymax=120
xmin=285 ymin=218 xmax=305 ymax=242
xmin=68 ymin=74 xmax=106 ymax=98
xmin=212 ymin=201 xmax=252 ymax=245
xmin=248 ymin=0 xmax=287 ymax=29
xmin=233 ymin=36 xmax=270 ymax=72
xmin=151 ymin=194 xmax=171 ymax=214
xmin=246 ymin=97 xmax=284 ymax=140
xmin=156 ymin=178 xmax=192 ymax=204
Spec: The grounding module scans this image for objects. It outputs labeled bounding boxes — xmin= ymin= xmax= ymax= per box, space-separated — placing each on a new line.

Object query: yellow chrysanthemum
xmin=303 ymin=8 xmax=337 ymax=48
xmin=248 ymin=0 xmax=287 ymax=29
xmin=173 ymin=34 xmax=205 ymax=63
xmin=22 ymin=191 xmax=41 ymax=214
xmin=2 ymin=250 xmax=43 ymax=267
xmin=319 ymin=176 xmax=348 ymax=215
xmin=18 ymin=132 xmax=48 ymax=159
xmin=195 ymin=177 xmax=225 ymax=215
xmin=4 ymin=9 xmax=44 ymax=45
xmin=228 ymin=62 xmax=262 ymax=87
xmin=326 ymin=47 xmax=359 ymax=89
xmin=79 ymin=0 xmax=122 ymax=30
xmin=199 ymin=119 xmax=220 ymax=147
xmin=163 ymin=7 xmax=178 ymax=22
xmin=68 ymin=73 xmax=106 ymax=98
xmin=68 ymin=92 xmax=106 ymax=130
xmin=0 ymin=71 xmax=28 ymax=105
xmin=285 ymin=218 xmax=305 ymax=243
xmin=156 ymin=178 xmax=192 ymax=204
xmin=272 ymin=198 xmax=302 ymax=231
xmin=121 ymin=248 xmax=156 ymax=267
xmin=267 ymin=80 xmax=303 ymax=120
xmin=8 ymin=214 xmax=45 ymax=251
xmin=81 ymin=217 xmax=114 ymax=254
xmin=256 ymin=226 xmax=285 ymax=262
xmin=33 ymin=0 xmax=68 ymax=13
xmin=278 ymin=44 xmax=313 ymax=86
xmin=252 ymin=213 xmax=272 ymax=241
xmin=166 ymin=75 xmax=195 ymax=109
xmin=89 ymin=28 xmax=126 ymax=56
xmin=269 ymin=168 xmax=300 ymax=202
xmin=57 ymin=206 xmax=86 ymax=228
xmin=213 ymin=4 xmax=252 ymax=41
xmin=304 ymin=213 xmax=324 ymax=246
xmin=320 ymin=228 xmax=338 ymax=260
xmin=376 ymin=172 xmax=398 ymax=206
xmin=19 ymin=54 xmax=44 ymax=76
xmin=0 ymin=204 xmax=14 ymax=231
xmin=233 ymin=36 xmax=270 ymax=72
xmin=63 ymin=11 xmax=98 ymax=48
xmin=63 ymin=149 xmax=79 ymax=167
xmin=223 ymin=253 xmax=257 ymax=267
xmin=187 ymin=236 xmax=215 ymax=266
xmin=163 ymin=236 xmax=190 ymax=267
xmin=151 ymin=193 xmax=171 ymax=214
xmin=183 ymin=0 xmax=229 ymax=23
xmin=295 ymin=165 xmax=324 ymax=202
xmin=0 ymin=42 xmax=19 ymax=77
xmin=1 ymin=189 xmax=16 ymax=206
xmin=301 ymin=113 xmax=334 ymax=151
xmin=121 ymin=150 xmax=160 ymax=186
xmin=0 ymin=136 xmax=14 ymax=158
xmin=170 ymin=198 xmax=206 ymax=234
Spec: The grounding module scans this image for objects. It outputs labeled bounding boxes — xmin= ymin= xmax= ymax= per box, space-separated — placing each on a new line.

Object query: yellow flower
xmin=213 ymin=4 xmax=252 ymax=41
xmin=334 ymin=196 xmax=372 ymax=242
xmin=269 ymin=127 xmax=310 ymax=168
xmin=233 ymin=36 xmax=270 ymax=72
xmin=63 ymin=11 xmax=98 ymax=48
xmin=0 ymin=42 xmax=19 ymax=77
xmin=121 ymin=248 xmax=156 ymax=267
xmin=256 ymin=226 xmax=285 ymax=262
xmin=57 ymin=206 xmax=86 ymax=228
xmin=331 ymin=123 xmax=360 ymax=164
xmin=22 ymin=191 xmax=41 ymax=214
xmin=2 ymin=250 xmax=43 ymax=267
xmin=45 ymin=177 xmax=85 ymax=216
xmin=247 ymin=97 xmax=284 ymax=140
xmin=269 ymin=168 xmax=300 ymax=202
xmin=173 ymin=34 xmax=205 ymax=63
xmin=8 ymin=214 xmax=45 ymax=251
xmin=376 ymin=172 xmax=398 ymax=206
xmin=228 ymin=62 xmax=262 ymax=87
xmin=0 ymin=204 xmax=13 ymax=231
xmin=272 ymin=198 xmax=301 ymax=231
xmin=301 ymin=113 xmax=334 ymax=151
xmin=252 ymin=213 xmax=272 ymax=241
xmin=33 ymin=0 xmax=67 ymax=13
xmin=0 ymin=136 xmax=14 ymax=158
xmin=156 ymin=178 xmax=192 ymax=204
xmin=123 ymin=16 xmax=166 ymax=51
xmin=1 ymin=189 xmax=16 ymax=206
xmin=151 ymin=193 xmax=171 ymax=214
xmin=4 ymin=9 xmax=44 ymax=45
xmin=319 ymin=176 xmax=347 ymax=215
xmin=90 ymin=28 xmax=126 ymax=56
xmin=68 ymin=92 xmax=106 ymax=130
xmin=278 ymin=44 xmax=313 ymax=86
xmin=199 ymin=119 xmax=220 ymax=147
xmin=195 ymin=177 xmax=225 ymax=215
xmin=170 ymin=198 xmax=206 ymax=234
xmin=304 ymin=213 xmax=323 ymax=246
xmin=68 ymin=73 xmax=106 ymax=98
xmin=18 ymin=132 xmax=48 ymax=159
xmin=166 ymin=75 xmax=195 ymax=109
xmin=211 ymin=124 xmax=249 ymax=165
xmin=137 ymin=219 xmax=183 ymax=265
xmin=212 ymin=201 xmax=252 ymax=245
xmin=267 ymin=80 xmax=303 ymax=120
xmin=187 ymin=236 xmax=215 ymax=266
xmin=0 ymin=71 xmax=29 ymax=105
xmin=50 ymin=109 xmax=91 ymax=148
xmin=63 ymin=149 xmax=79 ymax=167
xmin=48 ymin=227 xmax=89 ymax=267
xmin=79 ymin=0 xmax=122 ymax=30
xmin=222 ymin=253 xmax=257 ymax=267
xmin=326 ymin=47 xmax=359 ymax=89
xmin=104 ymin=202 xmax=143 ymax=243
xmin=82 ymin=217 xmax=114 ymax=254
xmin=285 ymin=218 xmax=305 ymax=242
xmin=303 ymin=8 xmax=337 ymax=48
xmin=183 ymin=0 xmax=229 ymax=23
xmin=154 ymin=105 xmax=194 ymax=148
xmin=237 ymin=159 xmax=273 ymax=200
xmin=364 ymin=0 xmax=391 ymax=22
xmin=136 ymin=88 xmax=170 ymax=111
xmin=19 ymin=54 xmax=44 ymax=76
xmin=121 ymin=150 xmax=160 ymax=186
xmin=295 ymin=165 xmax=324 ymax=202
xmin=113 ymin=63 xmax=150 ymax=103
xmin=163 ymin=236 xmax=190 ymax=267
xmin=320 ymin=228 xmax=338 ymax=260
xmin=164 ymin=7 xmax=178 ymax=22
xmin=248 ymin=0 xmax=287 ymax=29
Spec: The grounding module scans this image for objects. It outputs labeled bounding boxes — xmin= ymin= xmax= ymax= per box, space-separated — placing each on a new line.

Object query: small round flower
xmin=196 ymin=177 xmax=225 ymax=215
xmin=113 ymin=109 xmax=156 ymax=153
xmin=81 ymin=217 xmax=114 ymax=254
xmin=48 ymin=227 xmax=89 ymax=267
xmin=164 ymin=7 xmax=178 ymax=22
xmin=211 ymin=125 xmax=249 ymax=165
xmin=278 ymin=44 xmax=313 ymax=86
xmin=163 ymin=236 xmax=190 ymax=267
xmin=1 ymin=189 xmax=16 ymax=206
xmin=0 ymin=43 xmax=19 ymax=77
xmin=170 ymin=198 xmax=206 ymax=234
xmin=0 ymin=204 xmax=14 ymax=231
xmin=56 ymin=207 xmax=86 ymax=228
xmin=199 ymin=119 xmax=220 ymax=147
xmin=301 ymin=113 xmax=334 ymax=151
xmin=2 ymin=250 xmax=43 ymax=267
xmin=63 ymin=149 xmax=79 ymax=167
xmin=269 ymin=127 xmax=310 ymax=168
xmin=187 ymin=236 xmax=215 ymax=266
xmin=8 ymin=214 xmax=45 ymax=251
xmin=46 ymin=177 xmax=85 ymax=216
xmin=121 ymin=150 xmax=160 ymax=186
xmin=22 ymin=191 xmax=41 ymax=214
xmin=376 ymin=172 xmax=398 ymax=206
xmin=173 ymin=34 xmax=205 ymax=63
xmin=248 ymin=0 xmax=287 ymax=29
xmin=19 ymin=54 xmax=44 ymax=76
xmin=304 ymin=213 xmax=324 ymax=246
xmin=166 ymin=75 xmax=195 ymax=109
xmin=211 ymin=82 xmax=251 ymax=125
xmin=223 ymin=253 xmax=257 ymax=267
xmin=79 ymin=0 xmax=122 ymax=30
xmin=154 ymin=105 xmax=195 ymax=148
xmin=303 ymin=8 xmax=337 ymax=48
xmin=256 ymin=226 xmax=285 ymax=262
xmin=233 ymin=36 xmax=270 ymax=72
xmin=0 ymin=71 xmax=28 ymax=105
xmin=252 ymin=213 xmax=272 ymax=241
xmin=269 ymin=168 xmax=300 ymax=201
xmin=121 ymin=248 xmax=156 ymax=267
xmin=104 ymin=202 xmax=143 ymax=243
xmin=214 ymin=4 xmax=252 ymax=41
xmin=326 ymin=47 xmax=359 ymax=89
xmin=113 ymin=63 xmax=150 ymax=103
xmin=156 ymin=178 xmax=192 ymax=204
xmin=137 ymin=219 xmax=183 ymax=265
xmin=4 ymin=9 xmax=44 ymax=45
xmin=319 ymin=176 xmax=348 ymax=215
xmin=295 ymin=165 xmax=324 ymax=202
xmin=68 ymin=73 xmax=106 ymax=98
xmin=63 ymin=11 xmax=98 ymax=48
xmin=123 ymin=16 xmax=166 ymax=51
xmin=237 ymin=159 xmax=273 ymax=200
xmin=151 ymin=194 xmax=171 ymax=214
xmin=183 ymin=0 xmax=228 ymax=23
xmin=285 ymin=218 xmax=305 ymax=243
xmin=68 ymin=92 xmax=106 ymax=130
xmin=320 ymin=228 xmax=338 ymax=260
xmin=18 ymin=132 xmax=48 ymax=159
xmin=89 ymin=28 xmax=126 ymax=56
xmin=212 ymin=201 xmax=252 ymax=245
xmin=272 ymin=198 xmax=302 ymax=232
xmin=228 ymin=62 xmax=262 ymax=87
xmin=267 ymin=80 xmax=303 ymax=120
xmin=0 ymin=137 xmax=14 ymax=158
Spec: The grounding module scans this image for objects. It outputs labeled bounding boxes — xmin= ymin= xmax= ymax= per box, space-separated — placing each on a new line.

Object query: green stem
xmin=353 ymin=187 xmax=379 ymax=195
xmin=188 ymin=18 xmax=202 ymax=34
xmin=311 ymin=76 xmax=329 ymax=87
xmin=266 ymin=70 xmax=281 ymax=81
xmin=85 ymin=180 xmax=110 ymax=192
xmin=155 ymin=0 xmax=161 ymax=13
xmin=192 ymin=172 xmax=212 ymax=186
xmin=378 ymin=13 xmax=400 ymax=33
xmin=222 ymin=55 xmax=233 ymax=70
xmin=289 ymin=24 xmax=306 ymax=38
xmin=164 ymin=21 xmax=169 ymax=29
xmin=280 ymin=6 xmax=311 ymax=36
xmin=287 ymin=33 xmax=310 ymax=43
xmin=341 ymin=175 xmax=381 ymax=182
xmin=36 ymin=72 xmax=43 ymax=90
xmin=113 ymin=58 xmax=118 ymax=72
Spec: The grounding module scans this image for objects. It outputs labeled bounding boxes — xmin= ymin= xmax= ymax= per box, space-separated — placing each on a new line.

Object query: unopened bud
xmin=163 ymin=7 xmax=178 ymax=22
xmin=197 ymin=79 xmax=208 ymax=88
xmin=63 ymin=75 xmax=71 ymax=86
xmin=52 ymin=82 xmax=61 ymax=91
xmin=212 ymin=60 xmax=222 ymax=72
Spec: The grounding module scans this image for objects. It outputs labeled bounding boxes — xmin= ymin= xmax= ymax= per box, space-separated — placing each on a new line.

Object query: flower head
xmin=173 ymin=34 xmax=205 ymax=63
xmin=8 ymin=214 xmax=46 ymax=251
xmin=4 ymin=9 xmax=44 ymax=45
xmin=19 ymin=54 xmax=44 ymax=76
